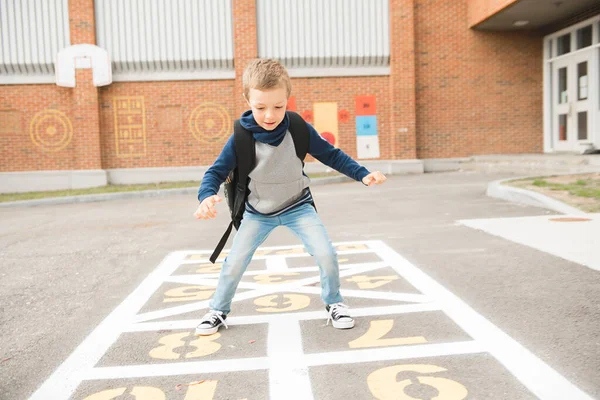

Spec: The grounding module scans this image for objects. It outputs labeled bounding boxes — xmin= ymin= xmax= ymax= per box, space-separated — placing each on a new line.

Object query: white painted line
xmin=180 ymin=248 xmax=376 ymax=264
xmin=83 ymin=357 xmax=270 ymax=380
xmin=371 ymin=240 xmax=595 ymax=400
xmin=305 ymin=340 xmax=485 ymax=366
xmin=177 ymin=240 xmax=379 ymax=255
xmin=28 ymin=252 xmax=187 ymax=400
xmin=268 ymin=320 xmax=314 ymax=400
xmin=294 ymin=286 xmax=431 ymax=303
xmin=124 ymin=304 xmax=443 ymax=333
xmin=266 ymin=255 xmax=290 ymax=271
xmin=459 ymin=214 xmax=600 ymax=272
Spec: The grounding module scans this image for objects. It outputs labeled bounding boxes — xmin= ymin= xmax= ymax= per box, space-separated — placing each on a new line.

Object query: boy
xmin=193 ymin=58 xmax=386 ymax=335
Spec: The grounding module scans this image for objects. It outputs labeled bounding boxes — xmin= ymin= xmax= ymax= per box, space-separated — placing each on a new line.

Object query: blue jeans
xmin=209 ymin=202 xmax=344 ymax=314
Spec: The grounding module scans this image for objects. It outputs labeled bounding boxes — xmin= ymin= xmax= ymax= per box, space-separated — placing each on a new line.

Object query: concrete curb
xmin=0 ymin=176 xmax=353 ymax=208
xmin=487 ymin=177 xmax=588 ymax=216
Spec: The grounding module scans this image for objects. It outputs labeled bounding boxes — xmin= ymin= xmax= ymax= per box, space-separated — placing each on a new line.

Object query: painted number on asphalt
xmin=346 ymin=275 xmax=399 ymax=289
xmin=368 ymin=364 xmax=468 ymax=400
xmin=163 ymin=286 xmax=214 ymax=303
xmin=254 ymin=294 xmax=310 ymax=312
xmin=149 ymin=332 xmax=221 ymax=360
xmin=195 ymin=263 xmax=222 ymax=273
xmin=253 ymin=273 xmax=300 ymax=285
xmin=349 ymin=320 xmax=427 ymax=349
xmin=82 ymin=381 xmax=244 ymax=400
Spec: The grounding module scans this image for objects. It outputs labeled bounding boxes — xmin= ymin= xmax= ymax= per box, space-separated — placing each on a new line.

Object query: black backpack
xmin=209 ymin=111 xmax=310 ymax=263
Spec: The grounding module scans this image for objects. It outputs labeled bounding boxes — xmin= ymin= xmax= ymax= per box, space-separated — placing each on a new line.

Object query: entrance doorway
xmin=545 ymin=17 xmax=599 ymax=153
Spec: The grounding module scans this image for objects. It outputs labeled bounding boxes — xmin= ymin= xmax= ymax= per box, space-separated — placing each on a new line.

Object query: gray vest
xmin=247 ymin=131 xmax=311 ymax=214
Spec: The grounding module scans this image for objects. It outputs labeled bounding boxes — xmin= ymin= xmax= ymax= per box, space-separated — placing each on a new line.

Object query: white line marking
xmin=177 ymin=240 xmax=377 ymax=254
xmin=180 ymin=248 xmax=376 ymax=264
xmin=266 ymin=256 xmax=290 ymax=272
xmin=124 ymin=304 xmax=443 ymax=333
xmin=82 ymin=342 xmax=483 ymax=381
xmin=304 ymin=341 xmax=485 ymax=367
xmin=83 ymin=357 xmax=270 ymax=380
xmin=294 ymin=286 xmax=431 ymax=303
xmin=371 ymin=240 xmax=594 ymax=400
xmin=268 ymin=320 xmax=314 ymax=400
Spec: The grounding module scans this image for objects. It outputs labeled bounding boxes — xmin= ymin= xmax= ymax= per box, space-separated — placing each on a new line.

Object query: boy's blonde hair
xmin=242 ymin=58 xmax=291 ymax=99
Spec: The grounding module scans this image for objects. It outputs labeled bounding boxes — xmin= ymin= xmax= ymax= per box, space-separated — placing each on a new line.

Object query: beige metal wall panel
xmin=0 ymin=0 xmax=70 ymax=84
xmin=257 ymin=0 xmax=390 ymax=76
xmin=95 ymin=0 xmax=234 ymax=81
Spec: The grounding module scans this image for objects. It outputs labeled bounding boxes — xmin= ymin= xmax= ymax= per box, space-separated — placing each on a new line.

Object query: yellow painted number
xmin=349 ymin=320 xmax=427 ymax=348
xmin=253 ymin=272 xmax=300 ymax=285
xmin=254 ymin=294 xmax=310 ymax=312
xmin=346 ymin=275 xmax=399 ymax=289
xmin=149 ymin=332 xmax=221 ymax=360
xmin=183 ymin=380 xmax=218 ymax=399
xmin=82 ymin=382 xmax=234 ymax=400
xmin=163 ymin=286 xmax=214 ymax=303
xmin=368 ymin=364 xmax=468 ymax=400
xmin=335 ymin=244 xmax=368 ymax=251
xmin=195 ymin=262 xmax=222 ymax=273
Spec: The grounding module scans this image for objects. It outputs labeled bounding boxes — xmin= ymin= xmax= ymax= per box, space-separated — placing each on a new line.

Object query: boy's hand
xmin=362 ymin=171 xmax=387 ymax=186
xmin=194 ymin=195 xmax=222 ymax=220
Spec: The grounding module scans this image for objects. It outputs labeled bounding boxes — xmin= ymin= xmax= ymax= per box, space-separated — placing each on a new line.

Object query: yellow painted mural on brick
xmin=113 ymin=96 xmax=147 ymax=158
xmin=29 ymin=109 xmax=73 ymax=152
xmin=189 ymin=102 xmax=231 ymax=144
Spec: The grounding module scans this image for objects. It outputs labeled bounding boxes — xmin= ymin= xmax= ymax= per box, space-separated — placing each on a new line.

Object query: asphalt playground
xmin=1 ymin=171 xmax=598 ymax=400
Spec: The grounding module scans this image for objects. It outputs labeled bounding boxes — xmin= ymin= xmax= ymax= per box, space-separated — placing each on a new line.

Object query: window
xmin=557 ymin=33 xmax=571 ymax=56
xmin=576 ymin=25 xmax=592 ymax=49
xmin=577 ymin=62 xmax=588 ymax=100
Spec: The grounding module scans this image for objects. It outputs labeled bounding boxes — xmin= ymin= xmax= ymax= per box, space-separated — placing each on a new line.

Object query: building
xmin=1 ymin=0 xmax=599 ymax=193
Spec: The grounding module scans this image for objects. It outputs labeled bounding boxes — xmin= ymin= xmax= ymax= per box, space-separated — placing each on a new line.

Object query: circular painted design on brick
xmin=29 ymin=109 xmax=73 ymax=152
xmin=189 ymin=103 xmax=231 ymax=143
xmin=549 ymin=217 xmax=591 ymax=222
xmin=321 ymin=131 xmax=335 ymax=145
xmin=338 ymin=109 xmax=350 ymax=123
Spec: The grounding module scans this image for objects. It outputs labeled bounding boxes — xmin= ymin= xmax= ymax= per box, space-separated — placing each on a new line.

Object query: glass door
xmin=552 ymin=53 xmax=591 ymax=151
xmin=571 ymin=52 xmax=591 ymax=148
xmin=552 ymin=57 xmax=571 ymax=151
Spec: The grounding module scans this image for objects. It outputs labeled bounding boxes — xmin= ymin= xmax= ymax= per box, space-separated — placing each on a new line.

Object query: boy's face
xmin=245 ymin=87 xmax=288 ymax=131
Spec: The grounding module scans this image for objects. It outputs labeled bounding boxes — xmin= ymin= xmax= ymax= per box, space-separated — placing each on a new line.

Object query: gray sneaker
xmin=326 ymin=303 xmax=355 ymax=329
xmin=195 ymin=310 xmax=228 ymax=336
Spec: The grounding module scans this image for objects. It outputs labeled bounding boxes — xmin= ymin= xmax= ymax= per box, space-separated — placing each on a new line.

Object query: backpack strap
xmin=287 ymin=111 xmax=310 ymax=161
xmin=286 ymin=110 xmax=317 ymax=211
xmin=232 ymin=119 xmax=255 ymax=220
xmin=209 ymin=120 xmax=255 ymax=263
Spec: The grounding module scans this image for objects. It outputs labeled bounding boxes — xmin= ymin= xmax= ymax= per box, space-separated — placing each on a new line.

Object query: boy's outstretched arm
xmin=306 ymin=123 xmax=386 ymax=186
xmin=194 ymin=135 xmax=237 ymax=220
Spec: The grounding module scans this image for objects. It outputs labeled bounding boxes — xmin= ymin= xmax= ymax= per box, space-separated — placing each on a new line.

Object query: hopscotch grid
xmin=28 ymin=241 xmax=594 ymax=400
xmin=132 ymin=259 xmax=416 ymax=323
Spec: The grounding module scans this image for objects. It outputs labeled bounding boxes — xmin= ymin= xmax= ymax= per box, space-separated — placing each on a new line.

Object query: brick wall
xmin=1 ymin=0 xmax=547 ymax=174
xmin=415 ymin=0 xmax=543 ymax=159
